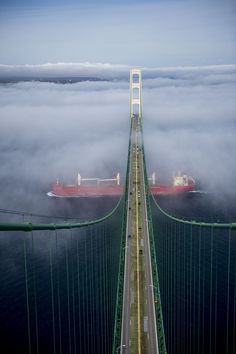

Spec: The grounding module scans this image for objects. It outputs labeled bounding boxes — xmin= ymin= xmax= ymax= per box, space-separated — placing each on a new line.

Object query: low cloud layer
xmin=0 ymin=64 xmax=235 ymax=216
xmin=1 ymin=62 xmax=236 ymax=80
xmin=0 ymin=79 xmax=129 ymax=214
xmin=0 ymin=62 xmax=130 ymax=80
xmin=143 ymin=66 xmax=236 ymax=195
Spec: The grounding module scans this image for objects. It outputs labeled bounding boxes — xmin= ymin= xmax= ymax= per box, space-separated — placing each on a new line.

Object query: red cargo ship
xmin=48 ymin=172 xmax=195 ymax=197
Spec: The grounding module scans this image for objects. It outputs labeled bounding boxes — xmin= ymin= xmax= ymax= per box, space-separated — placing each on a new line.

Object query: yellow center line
xmin=135 ymin=121 xmax=141 ymax=354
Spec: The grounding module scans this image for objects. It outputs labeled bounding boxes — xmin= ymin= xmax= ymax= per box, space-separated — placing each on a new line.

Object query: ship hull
xmin=150 ymin=184 xmax=195 ymax=195
xmin=49 ymin=182 xmax=195 ymax=197
xmin=49 ymin=184 xmax=123 ymax=197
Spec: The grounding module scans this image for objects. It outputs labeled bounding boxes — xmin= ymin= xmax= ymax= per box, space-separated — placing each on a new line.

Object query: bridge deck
xmin=120 ymin=115 xmax=158 ymax=354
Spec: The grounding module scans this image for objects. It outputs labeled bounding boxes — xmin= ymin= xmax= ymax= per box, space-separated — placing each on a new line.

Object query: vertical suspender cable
xmin=70 ymin=229 xmax=77 ymax=354
xmin=24 ymin=236 xmax=32 ymax=354
xmin=65 ymin=233 xmax=72 ymax=354
xmin=84 ymin=228 xmax=90 ymax=354
xmin=106 ymin=221 xmax=110 ymax=354
xmin=89 ymin=227 xmax=95 ymax=354
xmin=87 ymin=228 xmax=91 ymax=354
xmin=98 ymin=224 xmax=104 ymax=354
xmin=201 ymin=227 xmax=205 ymax=354
xmin=164 ymin=219 xmax=167 ymax=317
xmin=111 ymin=219 xmax=115 ymax=351
xmin=82 ymin=229 xmax=87 ymax=353
xmin=189 ymin=224 xmax=193 ymax=354
xmin=94 ymin=224 xmax=99 ymax=353
xmin=226 ymin=228 xmax=231 ymax=354
xmin=183 ymin=223 xmax=186 ymax=354
xmin=174 ymin=220 xmax=177 ymax=352
xmin=233 ymin=257 xmax=236 ymax=354
xmin=170 ymin=219 xmax=173 ymax=352
xmin=167 ymin=219 xmax=171 ymax=350
xmin=76 ymin=238 xmax=82 ymax=354
xmin=103 ymin=224 xmax=108 ymax=353
xmin=192 ymin=225 xmax=196 ymax=354
xmin=105 ymin=220 xmax=110 ymax=352
xmin=49 ymin=232 xmax=56 ymax=354
xmin=214 ymin=236 xmax=218 ymax=354
xmin=55 ymin=230 xmax=62 ymax=354
xmin=102 ymin=222 xmax=106 ymax=354
xmin=31 ymin=231 xmax=39 ymax=354
xmin=209 ymin=227 xmax=213 ymax=354
xmin=197 ymin=226 xmax=202 ymax=354
xmin=177 ymin=222 xmax=181 ymax=354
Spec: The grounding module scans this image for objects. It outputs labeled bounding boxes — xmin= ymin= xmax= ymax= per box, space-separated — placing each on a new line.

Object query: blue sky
xmin=0 ymin=0 xmax=235 ymax=66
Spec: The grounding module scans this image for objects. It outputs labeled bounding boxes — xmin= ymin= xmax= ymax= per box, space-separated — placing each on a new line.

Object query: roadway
xmin=120 ymin=114 xmax=158 ymax=354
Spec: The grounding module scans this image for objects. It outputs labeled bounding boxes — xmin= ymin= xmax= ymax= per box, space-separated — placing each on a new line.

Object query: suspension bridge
xmin=0 ymin=69 xmax=236 ymax=354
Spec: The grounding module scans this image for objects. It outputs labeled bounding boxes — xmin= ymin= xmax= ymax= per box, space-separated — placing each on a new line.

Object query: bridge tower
xmin=130 ymin=68 xmax=142 ymax=119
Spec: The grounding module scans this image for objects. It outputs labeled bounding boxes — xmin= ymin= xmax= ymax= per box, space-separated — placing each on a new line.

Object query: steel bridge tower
xmin=130 ymin=68 xmax=142 ymax=119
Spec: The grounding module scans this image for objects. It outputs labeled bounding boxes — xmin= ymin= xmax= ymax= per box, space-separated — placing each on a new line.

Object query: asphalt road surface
xmin=120 ymin=115 xmax=159 ymax=354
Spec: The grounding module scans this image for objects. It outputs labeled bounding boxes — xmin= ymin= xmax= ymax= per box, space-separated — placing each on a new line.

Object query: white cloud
xmin=1 ymin=62 xmax=235 ymax=80
xmin=0 ymin=62 xmax=131 ymax=79
xmin=0 ymin=80 xmax=129 ymax=213
xmin=143 ymin=66 xmax=236 ymax=195
xmin=0 ymin=63 xmax=235 ymax=216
